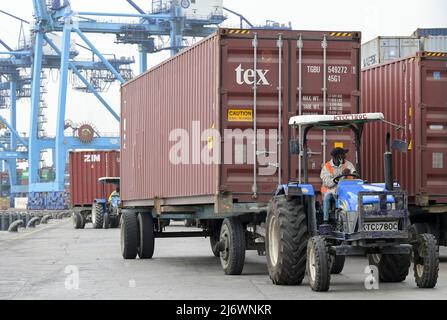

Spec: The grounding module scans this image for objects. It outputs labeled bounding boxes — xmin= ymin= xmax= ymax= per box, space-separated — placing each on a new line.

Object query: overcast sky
xmin=0 ymin=0 xmax=446 ymax=149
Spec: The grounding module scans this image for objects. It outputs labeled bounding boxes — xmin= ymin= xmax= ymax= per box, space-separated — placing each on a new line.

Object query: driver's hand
xmin=342 ymin=169 xmax=351 ymax=175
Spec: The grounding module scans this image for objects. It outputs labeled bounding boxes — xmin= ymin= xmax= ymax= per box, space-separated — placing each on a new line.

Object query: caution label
xmin=228 ymin=109 xmax=253 ymax=122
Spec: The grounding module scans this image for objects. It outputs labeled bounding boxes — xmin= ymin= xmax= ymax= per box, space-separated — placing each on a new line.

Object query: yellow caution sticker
xmin=228 ymin=109 xmax=253 ymax=122
xmin=408 ymin=140 xmax=413 ymax=151
xmin=334 ymin=142 xmax=344 ymax=148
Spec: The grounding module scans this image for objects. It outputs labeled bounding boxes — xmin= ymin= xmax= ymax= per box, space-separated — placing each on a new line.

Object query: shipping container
xmin=361 ymin=36 xmax=421 ymax=68
xmin=69 ymin=150 xmax=120 ymax=207
xmin=361 ymin=52 xmax=447 ymax=244
xmin=120 ymin=28 xmax=362 ymax=272
xmin=412 ymin=28 xmax=447 ymax=38
xmin=121 ymin=28 xmax=361 ymax=206
xmin=422 ymin=36 xmax=447 ymax=53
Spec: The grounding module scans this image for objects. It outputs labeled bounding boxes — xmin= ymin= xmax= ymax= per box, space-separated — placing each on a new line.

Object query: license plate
xmin=363 ymin=221 xmax=398 ymax=232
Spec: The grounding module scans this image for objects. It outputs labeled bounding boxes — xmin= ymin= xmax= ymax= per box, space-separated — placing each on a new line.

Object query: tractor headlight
xmin=363 ymin=204 xmax=375 ymax=212
xmin=387 ymin=203 xmax=396 ymax=211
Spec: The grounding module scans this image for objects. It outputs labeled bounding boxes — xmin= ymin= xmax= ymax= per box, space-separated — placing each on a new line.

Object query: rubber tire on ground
xmin=121 ymin=212 xmax=139 ymax=259
xmin=104 ymin=212 xmax=110 ymax=229
xmin=265 ymin=196 xmax=308 ymax=285
xmin=307 ymin=236 xmax=331 ymax=292
xmin=138 ymin=213 xmax=155 ymax=259
xmin=92 ymin=203 xmax=104 ymax=229
xmin=330 ymin=254 xmax=345 ymax=274
xmin=210 ymin=232 xmax=220 ymax=258
xmin=367 ymin=253 xmax=411 ymax=282
xmin=219 ymin=217 xmax=246 ymax=275
xmin=110 ymin=216 xmax=120 ymax=228
xmin=409 ymin=223 xmax=427 ymax=242
xmin=413 ymin=233 xmax=439 ymax=288
xmin=73 ymin=212 xmax=83 ymax=229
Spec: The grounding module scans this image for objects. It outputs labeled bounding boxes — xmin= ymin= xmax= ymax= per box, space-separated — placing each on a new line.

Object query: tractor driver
xmin=320 ymin=147 xmax=356 ymax=224
xmin=108 ymin=187 xmax=120 ymax=203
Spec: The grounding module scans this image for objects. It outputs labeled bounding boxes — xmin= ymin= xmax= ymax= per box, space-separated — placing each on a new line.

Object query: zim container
xmin=69 ymin=150 xmax=120 ymax=207
xmin=361 ymin=52 xmax=447 ymax=206
xmin=121 ymin=28 xmax=362 ymax=208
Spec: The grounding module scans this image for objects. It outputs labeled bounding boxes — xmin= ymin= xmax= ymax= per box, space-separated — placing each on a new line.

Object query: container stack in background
xmin=362 ymin=28 xmax=447 ymax=68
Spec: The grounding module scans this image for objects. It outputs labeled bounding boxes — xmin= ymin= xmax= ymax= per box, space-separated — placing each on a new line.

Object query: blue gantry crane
xmin=0 ymin=0 xmax=290 ymax=210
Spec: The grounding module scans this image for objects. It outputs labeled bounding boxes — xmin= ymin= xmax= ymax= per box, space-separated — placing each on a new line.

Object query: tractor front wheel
xmin=330 ymin=254 xmax=345 ymax=274
xmin=307 ymin=236 xmax=331 ymax=292
xmin=413 ymin=233 xmax=439 ymax=288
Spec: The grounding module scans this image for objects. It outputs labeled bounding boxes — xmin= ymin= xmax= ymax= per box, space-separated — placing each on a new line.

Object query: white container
xmin=361 ymin=37 xmax=421 ymax=68
xmin=14 ymin=197 xmax=28 ymax=210
xmin=422 ymin=36 xmax=447 ymax=53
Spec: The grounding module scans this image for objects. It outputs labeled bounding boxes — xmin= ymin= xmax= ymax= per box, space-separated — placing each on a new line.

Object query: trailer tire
xmin=368 ymin=253 xmax=411 ymax=282
xmin=138 ymin=213 xmax=155 ymax=259
xmin=210 ymin=233 xmax=220 ymax=258
xmin=73 ymin=212 xmax=83 ymax=229
xmin=413 ymin=233 xmax=439 ymax=288
xmin=330 ymin=254 xmax=345 ymax=274
xmin=307 ymin=236 xmax=331 ymax=292
xmin=266 ymin=196 xmax=308 ymax=285
xmin=92 ymin=203 xmax=104 ymax=229
xmin=121 ymin=212 xmax=139 ymax=259
xmin=219 ymin=217 xmax=245 ymax=275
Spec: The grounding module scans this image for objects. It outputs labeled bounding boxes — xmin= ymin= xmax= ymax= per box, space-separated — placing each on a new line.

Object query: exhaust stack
xmin=384 ymin=133 xmax=394 ymax=191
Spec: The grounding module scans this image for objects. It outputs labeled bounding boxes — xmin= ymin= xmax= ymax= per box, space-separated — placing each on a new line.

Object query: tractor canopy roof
xmin=289 ymin=113 xmax=384 ymax=129
xmin=98 ymin=177 xmax=120 ymax=185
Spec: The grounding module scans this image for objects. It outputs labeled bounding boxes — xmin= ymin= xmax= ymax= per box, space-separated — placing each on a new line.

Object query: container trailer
xmin=362 ymin=52 xmax=447 ymax=246
xmin=69 ymin=150 xmax=121 ymax=229
xmin=120 ymin=28 xmax=362 ymax=275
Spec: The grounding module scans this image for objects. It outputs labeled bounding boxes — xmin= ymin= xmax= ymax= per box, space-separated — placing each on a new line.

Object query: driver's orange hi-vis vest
xmin=320 ymin=161 xmax=347 ymax=194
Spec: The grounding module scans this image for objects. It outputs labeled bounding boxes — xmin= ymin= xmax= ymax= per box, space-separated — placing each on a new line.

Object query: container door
xmin=220 ymin=32 xmax=289 ymax=202
xmin=290 ymin=33 xmax=361 ymax=188
xmin=419 ymin=59 xmax=447 ymax=201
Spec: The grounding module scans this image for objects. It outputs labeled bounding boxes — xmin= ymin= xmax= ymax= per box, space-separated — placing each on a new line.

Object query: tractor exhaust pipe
xmin=384 ymin=133 xmax=394 ymax=191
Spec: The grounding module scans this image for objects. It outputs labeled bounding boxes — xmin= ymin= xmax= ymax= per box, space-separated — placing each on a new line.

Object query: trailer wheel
xmin=266 ymin=196 xmax=308 ymax=285
xmin=138 ymin=213 xmax=155 ymax=259
xmin=330 ymin=254 xmax=345 ymax=274
xmin=367 ymin=253 xmax=411 ymax=282
xmin=121 ymin=212 xmax=139 ymax=259
xmin=210 ymin=233 xmax=220 ymax=258
xmin=92 ymin=203 xmax=104 ymax=229
xmin=307 ymin=236 xmax=331 ymax=292
xmin=413 ymin=233 xmax=439 ymax=288
xmin=219 ymin=217 xmax=245 ymax=275
xmin=72 ymin=212 xmax=83 ymax=229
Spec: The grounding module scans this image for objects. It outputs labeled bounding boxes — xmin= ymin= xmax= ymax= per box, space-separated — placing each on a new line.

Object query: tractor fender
xmin=274 ymin=183 xmax=315 ymax=197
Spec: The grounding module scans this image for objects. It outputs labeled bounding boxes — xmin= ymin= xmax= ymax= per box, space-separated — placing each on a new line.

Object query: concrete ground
xmin=0 ymin=218 xmax=446 ymax=300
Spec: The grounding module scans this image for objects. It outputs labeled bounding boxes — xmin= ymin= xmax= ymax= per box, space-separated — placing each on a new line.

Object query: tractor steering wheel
xmin=333 ymin=173 xmax=361 ymax=185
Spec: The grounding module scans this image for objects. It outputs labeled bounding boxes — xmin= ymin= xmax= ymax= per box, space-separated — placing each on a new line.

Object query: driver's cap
xmin=331 ymin=147 xmax=349 ymax=157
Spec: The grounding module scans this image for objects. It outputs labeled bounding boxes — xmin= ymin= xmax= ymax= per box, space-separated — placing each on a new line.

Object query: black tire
xmin=121 ymin=212 xmax=139 ymax=259
xmin=138 ymin=213 xmax=155 ymax=259
xmin=307 ymin=236 xmax=331 ymax=292
xmin=330 ymin=254 xmax=346 ymax=274
xmin=265 ymin=196 xmax=308 ymax=285
xmin=409 ymin=223 xmax=427 ymax=242
xmin=92 ymin=203 xmax=104 ymax=229
xmin=219 ymin=217 xmax=245 ymax=275
xmin=110 ymin=216 xmax=120 ymax=228
xmin=367 ymin=253 xmax=411 ymax=282
xmin=413 ymin=233 xmax=439 ymax=288
xmin=104 ymin=212 xmax=110 ymax=229
xmin=210 ymin=233 xmax=220 ymax=258
xmin=72 ymin=212 xmax=82 ymax=229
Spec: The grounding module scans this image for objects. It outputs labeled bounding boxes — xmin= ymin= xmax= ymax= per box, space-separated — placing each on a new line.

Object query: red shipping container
xmin=121 ymin=29 xmax=361 ymax=206
xmin=69 ymin=151 xmax=120 ymax=207
xmin=362 ymin=52 xmax=447 ymax=206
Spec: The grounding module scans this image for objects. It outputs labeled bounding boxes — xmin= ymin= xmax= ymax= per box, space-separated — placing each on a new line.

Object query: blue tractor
xmin=265 ymin=113 xmax=439 ymax=292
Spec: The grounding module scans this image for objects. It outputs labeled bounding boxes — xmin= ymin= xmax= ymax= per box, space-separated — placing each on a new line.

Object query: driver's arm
xmin=346 ymin=161 xmax=357 ymax=174
xmin=320 ymin=165 xmax=336 ymax=189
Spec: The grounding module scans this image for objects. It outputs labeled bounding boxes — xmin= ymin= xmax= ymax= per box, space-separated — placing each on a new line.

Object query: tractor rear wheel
xmin=330 ymin=254 xmax=345 ymax=274
xmin=219 ymin=217 xmax=245 ymax=275
xmin=92 ymin=203 xmax=104 ymax=229
xmin=413 ymin=233 xmax=439 ymax=288
xmin=266 ymin=196 xmax=308 ymax=285
xmin=307 ymin=236 xmax=331 ymax=292
xmin=367 ymin=253 xmax=411 ymax=282
xmin=138 ymin=213 xmax=155 ymax=259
